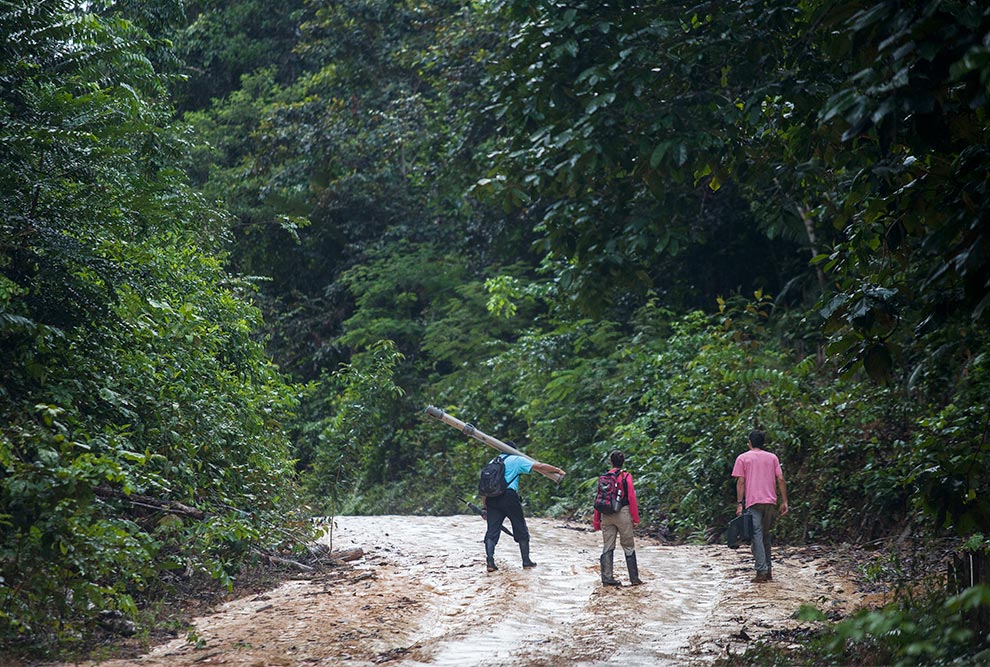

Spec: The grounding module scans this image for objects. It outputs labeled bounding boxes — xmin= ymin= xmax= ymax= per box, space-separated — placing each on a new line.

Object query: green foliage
xmin=172 ymin=0 xmax=310 ymax=111
xmin=794 ymin=585 xmax=990 ymax=667
xmin=7 ymin=0 xmax=980 ymax=655
xmin=809 ymin=2 xmax=990 ymax=382
xmin=481 ymin=0 xmax=990 ymax=386
xmin=170 ymin=0 xmax=990 ymax=559
xmin=1 ymin=0 xmax=302 ymax=652
xmin=479 ymin=0 xmax=815 ymax=312
xmin=310 ymin=286 xmax=919 ymax=545
xmin=180 ymin=0 xmax=519 ymax=381
xmin=302 ymin=340 xmax=406 ymax=512
xmin=148 ymin=3 xmax=990 ymax=665
xmin=907 ymin=339 xmax=990 ymax=533
xmin=339 ymin=244 xmax=467 ymax=355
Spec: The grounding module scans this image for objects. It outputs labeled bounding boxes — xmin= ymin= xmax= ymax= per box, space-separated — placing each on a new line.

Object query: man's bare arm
xmin=735 ymin=477 xmax=746 ymax=515
xmin=777 ymin=476 xmax=789 ymax=515
xmin=533 ymin=461 xmax=566 ymax=479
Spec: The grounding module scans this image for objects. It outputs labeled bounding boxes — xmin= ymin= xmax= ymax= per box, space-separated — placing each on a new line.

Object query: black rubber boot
xmin=600 ymin=550 xmax=621 ymax=586
xmin=519 ymin=540 xmax=537 ymax=568
xmin=485 ymin=537 xmax=498 ymax=572
xmin=625 ymin=551 xmax=644 ymax=585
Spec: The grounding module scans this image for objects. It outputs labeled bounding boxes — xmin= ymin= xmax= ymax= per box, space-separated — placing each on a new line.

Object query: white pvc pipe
xmin=425 ymin=405 xmax=565 ymax=484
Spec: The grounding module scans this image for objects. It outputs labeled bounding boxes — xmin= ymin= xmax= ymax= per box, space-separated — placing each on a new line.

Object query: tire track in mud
xmin=403 ymin=530 xmax=728 ymax=666
xmin=327 ymin=516 xmax=855 ymax=667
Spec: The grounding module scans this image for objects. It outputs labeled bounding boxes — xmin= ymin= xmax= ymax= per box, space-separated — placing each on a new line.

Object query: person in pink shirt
xmin=732 ymin=429 xmax=789 ymax=583
xmin=593 ymin=450 xmax=643 ymax=586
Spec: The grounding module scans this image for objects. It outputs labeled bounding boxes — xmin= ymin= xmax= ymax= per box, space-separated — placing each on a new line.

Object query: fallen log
xmin=330 ymin=548 xmax=364 ymax=563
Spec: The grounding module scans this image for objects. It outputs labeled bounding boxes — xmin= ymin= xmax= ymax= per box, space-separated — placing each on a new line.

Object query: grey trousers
xmin=748 ymin=503 xmax=777 ymax=573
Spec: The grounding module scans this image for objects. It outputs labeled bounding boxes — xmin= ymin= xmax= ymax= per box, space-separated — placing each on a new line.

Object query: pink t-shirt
xmin=731 ymin=449 xmax=783 ymax=507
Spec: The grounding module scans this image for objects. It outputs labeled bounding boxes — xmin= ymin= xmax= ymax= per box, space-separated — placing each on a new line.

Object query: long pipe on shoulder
xmin=424 ymin=405 xmax=565 ymax=484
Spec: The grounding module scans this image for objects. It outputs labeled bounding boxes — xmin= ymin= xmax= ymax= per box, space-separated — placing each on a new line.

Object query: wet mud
xmin=70 ymin=515 xmax=862 ymax=666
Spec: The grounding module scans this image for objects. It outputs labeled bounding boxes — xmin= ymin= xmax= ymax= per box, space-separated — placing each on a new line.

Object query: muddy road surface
xmin=78 ymin=515 xmax=862 ymax=666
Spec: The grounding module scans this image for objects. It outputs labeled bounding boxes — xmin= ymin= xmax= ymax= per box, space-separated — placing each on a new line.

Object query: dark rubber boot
xmin=485 ymin=537 xmax=498 ymax=572
xmin=600 ymin=550 xmax=621 ymax=586
xmin=520 ymin=540 xmax=537 ymax=568
xmin=625 ymin=551 xmax=644 ymax=585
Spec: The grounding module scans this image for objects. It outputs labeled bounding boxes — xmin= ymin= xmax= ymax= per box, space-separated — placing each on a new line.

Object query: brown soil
xmin=48 ymin=515 xmax=866 ymax=667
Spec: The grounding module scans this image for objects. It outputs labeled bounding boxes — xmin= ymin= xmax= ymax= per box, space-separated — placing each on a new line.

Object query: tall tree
xmin=182 ymin=0 xmax=522 ymax=378
xmin=481 ymin=0 xmax=990 ymax=380
xmin=172 ymin=0 xmax=310 ymax=111
xmin=1 ymin=0 xmax=299 ymax=647
xmin=478 ymin=0 xmax=816 ymax=313
xmin=811 ymin=0 xmax=990 ymax=381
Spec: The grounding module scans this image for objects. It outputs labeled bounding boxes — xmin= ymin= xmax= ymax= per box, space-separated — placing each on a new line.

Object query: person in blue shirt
xmin=480 ymin=453 xmax=566 ymax=572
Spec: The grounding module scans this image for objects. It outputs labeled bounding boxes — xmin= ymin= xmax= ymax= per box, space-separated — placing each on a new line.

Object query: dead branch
xmin=263 ymin=552 xmax=315 ymax=572
xmin=94 ymin=485 xmax=207 ymax=520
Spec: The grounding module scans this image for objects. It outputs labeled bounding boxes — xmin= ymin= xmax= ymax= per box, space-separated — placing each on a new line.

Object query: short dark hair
xmin=749 ymin=430 xmax=765 ymax=448
xmin=610 ymin=450 xmax=625 ymax=468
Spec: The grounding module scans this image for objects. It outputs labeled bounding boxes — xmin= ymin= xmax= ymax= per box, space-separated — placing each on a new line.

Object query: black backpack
xmin=593 ymin=470 xmax=625 ymax=514
xmin=478 ymin=455 xmax=508 ymax=497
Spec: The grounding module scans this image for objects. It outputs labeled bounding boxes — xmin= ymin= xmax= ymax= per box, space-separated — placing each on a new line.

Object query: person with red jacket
xmin=593 ymin=450 xmax=643 ymax=586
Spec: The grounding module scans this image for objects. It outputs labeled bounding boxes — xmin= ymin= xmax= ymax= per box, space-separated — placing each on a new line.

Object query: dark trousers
xmin=485 ymin=489 xmax=530 ymax=545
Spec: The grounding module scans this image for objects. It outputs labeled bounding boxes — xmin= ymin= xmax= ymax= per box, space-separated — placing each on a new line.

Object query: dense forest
xmin=2 ymin=0 xmax=989 ymax=663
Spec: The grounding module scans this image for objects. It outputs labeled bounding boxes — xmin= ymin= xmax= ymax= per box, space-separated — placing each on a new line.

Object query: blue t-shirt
xmin=501 ymin=454 xmax=534 ymax=491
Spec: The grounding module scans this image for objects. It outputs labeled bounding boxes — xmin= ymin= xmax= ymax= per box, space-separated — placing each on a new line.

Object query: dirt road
xmin=81 ymin=515 xmax=862 ymax=666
